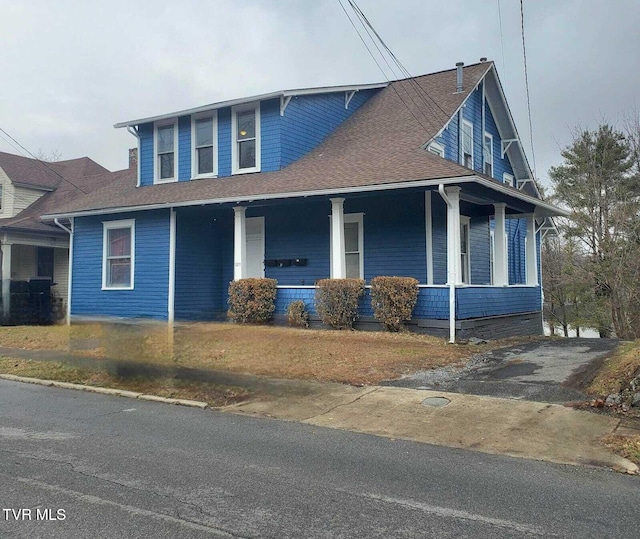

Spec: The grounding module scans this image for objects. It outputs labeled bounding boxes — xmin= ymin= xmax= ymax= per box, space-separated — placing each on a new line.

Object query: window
xmin=460 ymin=216 xmax=471 ymax=284
xmin=427 ymin=141 xmax=445 ymax=158
xmin=461 ymin=120 xmax=474 ymax=169
xmin=330 ymin=213 xmax=364 ymax=279
xmin=232 ymin=104 xmax=260 ymax=174
xmin=102 ymin=220 xmax=135 ymax=290
xmin=503 ymin=172 xmax=514 ymax=187
xmin=192 ymin=113 xmax=217 ymax=178
xmin=483 ymin=133 xmax=493 ymax=177
xmin=37 ymin=247 xmax=54 ymax=279
xmin=0 ymin=183 xmax=3 ymax=210
xmin=155 ymin=122 xmax=177 ymax=182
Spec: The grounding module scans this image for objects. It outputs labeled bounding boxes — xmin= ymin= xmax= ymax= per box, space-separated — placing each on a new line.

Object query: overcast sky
xmin=1 ymin=0 xmax=638 ymax=189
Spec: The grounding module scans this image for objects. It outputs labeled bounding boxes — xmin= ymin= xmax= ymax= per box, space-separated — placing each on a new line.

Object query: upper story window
xmin=483 ymin=133 xmax=493 ymax=177
xmin=427 ymin=141 xmax=445 ymax=158
xmin=503 ymin=172 xmax=514 ymax=187
xmin=192 ymin=113 xmax=217 ymax=178
xmin=155 ymin=121 xmax=177 ymax=183
xmin=102 ymin=219 xmax=135 ymax=290
xmin=232 ymin=103 xmax=260 ymax=174
xmin=461 ymin=120 xmax=474 ymax=169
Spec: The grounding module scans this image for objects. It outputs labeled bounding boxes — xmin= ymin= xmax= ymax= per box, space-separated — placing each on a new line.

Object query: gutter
xmin=438 ymin=184 xmax=456 ymax=344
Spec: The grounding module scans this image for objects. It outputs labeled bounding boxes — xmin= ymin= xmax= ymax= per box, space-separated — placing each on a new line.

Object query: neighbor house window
xmin=461 ymin=120 xmax=474 ymax=169
xmin=483 ymin=133 xmax=493 ymax=177
xmin=503 ymin=172 xmax=514 ymax=187
xmin=232 ymin=104 xmax=260 ymax=174
xmin=102 ymin=220 xmax=135 ymax=290
xmin=192 ymin=113 xmax=217 ymax=178
xmin=155 ymin=122 xmax=177 ymax=182
xmin=427 ymin=141 xmax=445 ymax=158
xmin=460 ymin=216 xmax=471 ymax=284
xmin=37 ymin=247 xmax=54 ymax=279
xmin=330 ymin=213 xmax=364 ymax=279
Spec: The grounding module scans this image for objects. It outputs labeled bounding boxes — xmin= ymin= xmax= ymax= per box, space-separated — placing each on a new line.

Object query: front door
xmin=246 ymin=217 xmax=265 ymax=278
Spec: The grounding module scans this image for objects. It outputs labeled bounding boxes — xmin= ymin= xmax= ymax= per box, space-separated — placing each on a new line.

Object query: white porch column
xmin=445 ymin=187 xmax=462 ymax=285
xmin=168 ymin=209 xmax=176 ymax=322
xmin=425 ymin=191 xmax=434 ymax=285
xmin=1 ymin=241 xmax=11 ymax=320
xmin=493 ymin=203 xmax=508 ymax=286
xmin=330 ymin=197 xmax=346 ymax=279
xmin=525 ymin=214 xmax=539 ymax=285
xmin=233 ymin=206 xmax=247 ymax=281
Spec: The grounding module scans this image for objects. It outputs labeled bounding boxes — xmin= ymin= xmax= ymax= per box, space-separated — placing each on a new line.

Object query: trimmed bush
xmin=370 ymin=276 xmax=419 ymax=332
xmin=315 ymin=278 xmax=365 ymax=329
xmin=228 ymin=278 xmax=277 ymax=324
xmin=287 ymin=300 xmax=309 ymax=328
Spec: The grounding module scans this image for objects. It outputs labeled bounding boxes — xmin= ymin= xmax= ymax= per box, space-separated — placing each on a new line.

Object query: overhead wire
xmin=519 ymin=0 xmax=537 ymax=179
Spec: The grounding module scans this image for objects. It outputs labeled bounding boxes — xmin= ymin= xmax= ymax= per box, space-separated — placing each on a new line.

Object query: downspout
xmin=54 ymin=217 xmax=73 ymax=325
xmin=127 ymin=126 xmax=141 ymax=188
xmin=481 ymin=79 xmax=486 ymax=172
xmin=438 ymin=184 xmax=456 ymax=344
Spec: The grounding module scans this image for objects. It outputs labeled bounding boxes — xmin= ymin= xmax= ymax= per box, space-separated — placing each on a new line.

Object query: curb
xmin=0 ymin=374 xmax=208 ymax=409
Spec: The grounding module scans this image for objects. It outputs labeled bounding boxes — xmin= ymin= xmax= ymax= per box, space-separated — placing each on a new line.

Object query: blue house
xmin=44 ymin=61 xmax=565 ymax=341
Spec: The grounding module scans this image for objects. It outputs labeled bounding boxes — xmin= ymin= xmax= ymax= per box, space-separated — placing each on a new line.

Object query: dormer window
xmin=461 ymin=120 xmax=473 ymax=169
xmin=155 ymin=121 xmax=177 ymax=183
xmin=427 ymin=141 xmax=445 ymax=158
xmin=232 ymin=103 xmax=260 ymax=174
xmin=192 ymin=113 xmax=217 ymax=178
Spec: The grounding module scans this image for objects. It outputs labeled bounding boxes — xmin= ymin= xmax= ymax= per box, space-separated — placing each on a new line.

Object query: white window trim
xmin=427 ymin=141 xmax=445 ymax=158
xmin=154 ymin=120 xmax=178 ymax=184
xmin=490 ymin=228 xmax=495 ymax=285
xmin=102 ymin=219 xmax=135 ymax=291
xmin=461 ymin=119 xmax=474 ymax=169
xmin=503 ymin=172 xmax=514 ymax=187
xmin=460 ymin=215 xmax=471 ymax=285
xmin=231 ymin=103 xmax=261 ymax=175
xmin=483 ymin=132 xmax=494 ymax=177
xmin=191 ymin=111 xmax=218 ymax=179
xmin=329 ymin=212 xmax=364 ymax=279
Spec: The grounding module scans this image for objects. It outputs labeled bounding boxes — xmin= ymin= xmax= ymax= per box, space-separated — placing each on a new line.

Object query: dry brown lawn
xmin=0 ymin=322 xmax=527 ymax=385
xmin=587 ymin=340 xmax=640 ymax=396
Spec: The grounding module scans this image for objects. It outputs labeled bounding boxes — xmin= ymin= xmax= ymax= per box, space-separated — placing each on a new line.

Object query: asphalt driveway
xmin=383 ymin=338 xmax=620 ymax=403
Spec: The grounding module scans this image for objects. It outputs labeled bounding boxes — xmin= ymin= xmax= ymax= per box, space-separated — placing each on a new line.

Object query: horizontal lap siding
xmin=281 ymin=90 xmax=377 ymax=168
xmin=470 ymin=216 xmax=491 ymax=284
xmin=178 ymin=116 xmax=191 ymax=181
xmin=415 ymin=287 xmax=450 ymax=319
xmin=485 ymin=100 xmax=514 ymax=180
xmin=432 ymin=195 xmax=448 ymax=284
xmin=217 ymin=108 xmax=232 ymax=177
xmin=274 ymin=288 xmax=317 ymax=316
xmin=462 ymin=87 xmax=483 ymax=173
xmin=456 ymin=286 xmax=541 ymax=319
xmin=261 ymin=99 xmax=281 ymax=172
xmin=508 ymin=219 xmax=526 ymax=284
xmin=139 ymin=123 xmax=153 ymax=186
xmin=72 ymin=210 xmax=170 ymax=319
xmin=174 ymin=209 xmax=230 ymax=320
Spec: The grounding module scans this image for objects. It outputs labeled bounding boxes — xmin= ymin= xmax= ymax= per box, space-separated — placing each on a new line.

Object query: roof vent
xmin=480 ymin=57 xmax=488 ymax=62
xmin=456 ymin=62 xmax=464 ymax=92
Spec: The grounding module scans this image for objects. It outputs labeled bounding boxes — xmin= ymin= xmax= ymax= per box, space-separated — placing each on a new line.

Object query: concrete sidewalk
xmin=224 ymin=383 xmax=639 ymax=474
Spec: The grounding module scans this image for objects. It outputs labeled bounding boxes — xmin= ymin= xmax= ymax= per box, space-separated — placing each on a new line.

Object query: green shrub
xmin=370 ymin=276 xmax=419 ymax=332
xmin=315 ymin=278 xmax=365 ymax=329
xmin=287 ymin=300 xmax=309 ymax=328
xmin=228 ymin=278 xmax=277 ymax=323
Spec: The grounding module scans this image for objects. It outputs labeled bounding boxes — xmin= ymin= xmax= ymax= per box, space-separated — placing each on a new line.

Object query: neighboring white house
xmin=0 ymin=151 xmax=111 ymax=319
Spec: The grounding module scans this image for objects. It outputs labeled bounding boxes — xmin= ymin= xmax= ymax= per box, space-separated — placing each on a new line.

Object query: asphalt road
xmin=384 ymin=338 xmax=619 ymax=402
xmin=1 ymin=380 xmax=638 ymax=538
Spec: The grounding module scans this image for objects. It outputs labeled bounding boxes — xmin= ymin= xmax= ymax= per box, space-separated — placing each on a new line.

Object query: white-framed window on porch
xmin=154 ymin=121 xmax=178 ymax=183
xmin=192 ymin=112 xmax=217 ymax=178
xmin=330 ymin=213 xmax=364 ymax=279
xmin=102 ymin=219 xmax=135 ymax=290
xmin=461 ymin=119 xmax=474 ymax=169
xmin=232 ymin=103 xmax=260 ymax=174
xmin=483 ymin=132 xmax=493 ymax=177
xmin=460 ymin=216 xmax=471 ymax=284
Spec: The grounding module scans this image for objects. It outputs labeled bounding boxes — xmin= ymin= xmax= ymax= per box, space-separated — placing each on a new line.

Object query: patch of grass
xmin=0 ymin=357 xmax=249 ymax=407
xmin=602 ymin=434 xmax=640 ymax=466
xmin=587 ymin=340 xmax=640 ymax=396
xmin=0 ymin=322 xmax=539 ymax=385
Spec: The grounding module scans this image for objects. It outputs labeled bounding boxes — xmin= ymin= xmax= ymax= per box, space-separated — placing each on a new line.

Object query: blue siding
xmin=281 ymin=90 xmax=377 ymax=167
xmin=507 ymin=219 xmax=527 ymax=284
xmin=461 ymin=86 xmax=483 ymax=173
xmin=174 ymin=208 xmax=231 ymax=320
xmin=431 ymin=195 xmax=448 ymax=284
xmin=217 ymin=108 xmax=232 ymax=177
xmin=456 ymin=286 xmax=541 ymax=319
xmin=274 ymin=288 xmax=317 ymax=316
xmin=260 ymin=99 xmax=282 ymax=172
xmin=139 ymin=123 xmax=153 ymax=186
xmin=470 ymin=216 xmax=491 ymax=284
xmin=178 ymin=116 xmax=191 ymax=181
xmin=414 ymin=287 xmax=450 ymax=319
xmin=71 ymin=210 xmax=170 ymax=319
xmin=484 ymin=99 xmax=514 ymax=181
xmin=436 ymin=112 xmax=458 ymax=162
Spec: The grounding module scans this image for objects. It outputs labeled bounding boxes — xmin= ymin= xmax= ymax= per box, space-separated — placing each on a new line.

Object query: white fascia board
xmin=42 ymin=174 xmax=567 ymax=221
xmin=114 ymin=82 xmax=389 ymax=129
